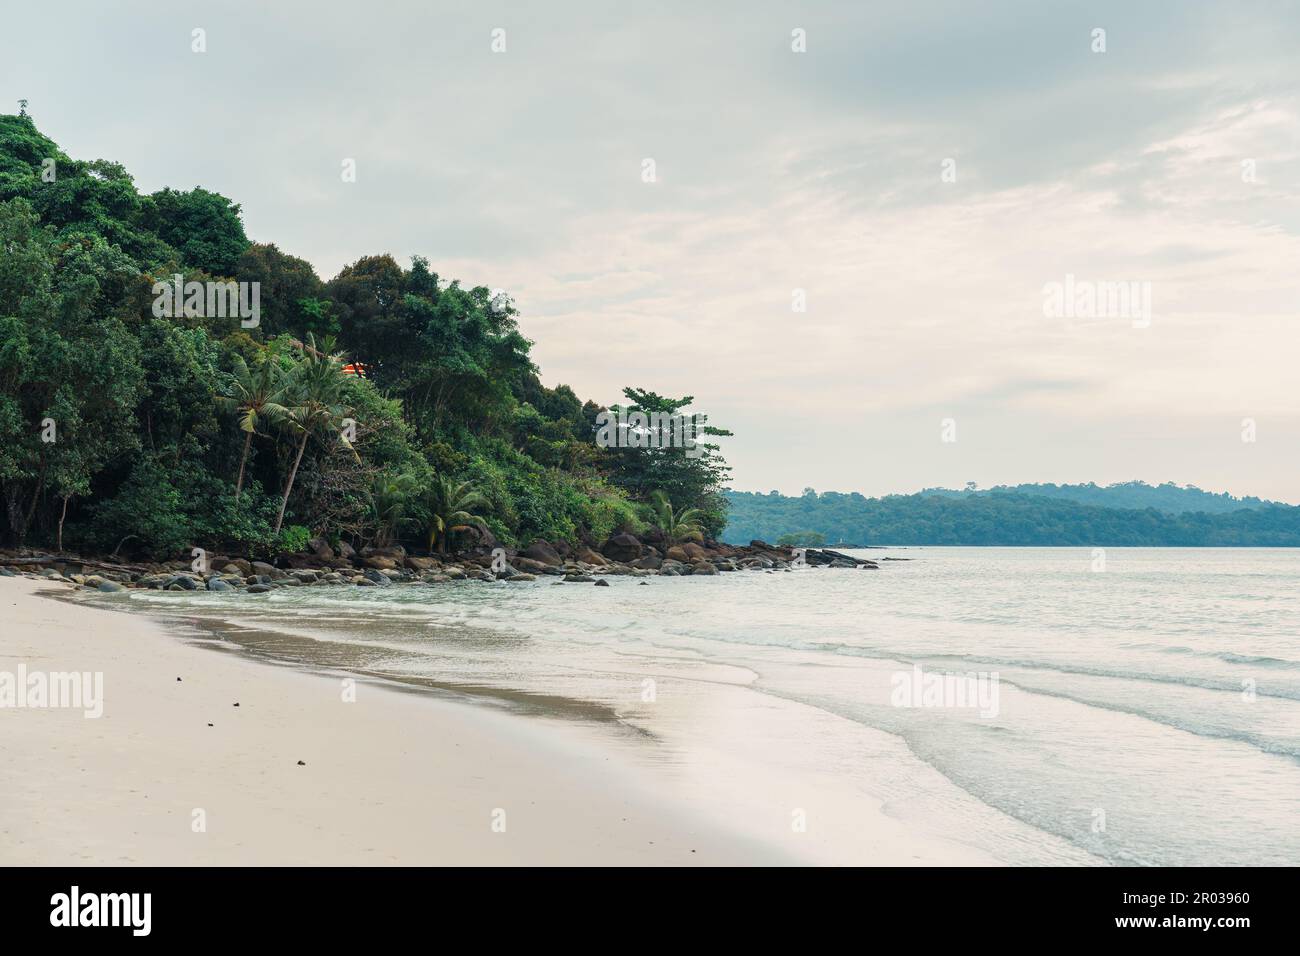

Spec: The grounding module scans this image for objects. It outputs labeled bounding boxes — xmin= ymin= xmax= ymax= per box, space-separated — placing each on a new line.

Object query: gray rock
xmin=594 ymin=579 xmax=610 ymax=587
xmin=563 ymin=572 xmax=596 ymax=583
xmin=207 ymin=578 xmax=234 ymax=591
xmin=97 ymin=580 xmax=126 ymax=592
xmin=247 ymin=584 xmax=273 ymax=594
xmin=251 ymin=561 xmax=284 ymax=580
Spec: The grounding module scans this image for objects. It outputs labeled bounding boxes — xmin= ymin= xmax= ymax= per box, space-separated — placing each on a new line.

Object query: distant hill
xmin=917 ymin=481 xmax=1277 ymax=515
xmin=721 ymin=483 xmax=1300 ymax=546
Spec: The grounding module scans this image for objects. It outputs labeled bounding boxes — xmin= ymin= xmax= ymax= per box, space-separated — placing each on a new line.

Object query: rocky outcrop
xmin=0 ymin=535 xmax=885 ymax=598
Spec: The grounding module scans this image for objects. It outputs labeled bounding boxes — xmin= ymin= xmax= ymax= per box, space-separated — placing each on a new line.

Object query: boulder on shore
xmin=307 ymin=536 xmax=334 ymax=560
xmin=601 ymin=533 xmax=642 ymax=563
xmin=251 ymin=561 xmax=285 ymax=580
xmin=521 ymin=540 xmax=563 ymax=566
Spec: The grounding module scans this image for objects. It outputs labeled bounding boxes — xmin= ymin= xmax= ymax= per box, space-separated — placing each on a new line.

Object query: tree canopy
xmin=0 ymin=113 xmax=732 ymax=557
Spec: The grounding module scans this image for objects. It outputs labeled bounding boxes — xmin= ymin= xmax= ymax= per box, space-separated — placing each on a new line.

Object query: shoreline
xmin=0 ymin=575 xmax=792 ymax=865
xmin=1 ymin=573 xmax=1027 ymax=866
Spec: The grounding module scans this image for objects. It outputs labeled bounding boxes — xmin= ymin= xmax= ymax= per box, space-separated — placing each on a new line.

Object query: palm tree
xmin=272 ymin=334 xmax=353 ymax=535
xmin=216 ymin=346 xmax=288 ymax=500
xmin=645 ymin=489 xmax=704 ymax=545
xmin=425 ymin=475 xmax=489 ymax=553
xmin=371 ymin=471 xmax=425 ymax=549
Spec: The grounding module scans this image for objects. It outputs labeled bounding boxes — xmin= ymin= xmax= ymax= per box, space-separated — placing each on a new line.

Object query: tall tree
xmin=216 ymin=346 xmax=288 ymax=499
xmin=272 ymin=335 xmax=353 ymax=534
xmin=147 ymin=186 xmax=249 ymax=276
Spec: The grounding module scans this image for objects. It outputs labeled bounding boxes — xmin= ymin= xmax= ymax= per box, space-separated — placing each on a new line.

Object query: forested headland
xmin=0 ymin=112 xmax=731 ymax=560
xmin=723 ymin=484 xmax=1300 ymax=547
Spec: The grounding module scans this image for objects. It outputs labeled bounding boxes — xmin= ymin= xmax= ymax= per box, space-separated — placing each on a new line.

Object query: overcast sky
xmin=5 ymin=1 xmax=1299 ymax=501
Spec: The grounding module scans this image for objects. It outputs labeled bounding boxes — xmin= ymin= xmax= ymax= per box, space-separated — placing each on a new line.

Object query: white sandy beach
xmin=0 ymin=575 xmax=1007 ymax=866
xmin=0 ymin=576 xmax=790 ymax=865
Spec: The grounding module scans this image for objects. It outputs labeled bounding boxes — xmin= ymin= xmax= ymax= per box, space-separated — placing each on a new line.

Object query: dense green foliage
xmin=918 ymin=481 xmax=1275 ymax=515
xmin=723 ymin=486 xmax=1300 ymax=547
xmin=0 ymin=114 xmax=731 ymax=557
xmin=775 ymin=530 xmax=825 ymax=547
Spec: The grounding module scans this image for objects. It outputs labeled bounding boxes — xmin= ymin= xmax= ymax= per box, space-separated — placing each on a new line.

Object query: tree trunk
xmin=274 ymin=431 xmax=311 ymax=534
xmin=23 ymin=453 xmax=47 ymax=542
xmin=56 ymin=494 xmax=70 ymax=552
xmin=234 ymin=430 xmax=253 ymax=500
xmin=5 ymin=485 xmax=27 ymax=547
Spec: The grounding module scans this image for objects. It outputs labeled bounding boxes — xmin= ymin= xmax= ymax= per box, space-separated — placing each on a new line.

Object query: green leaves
xmin=644 ymin=489 xmax=704 ymax=544
xmin=424 ymin=474 xmax=489 ymax=552
xmin=0 ymin=116 xmax=740 ymax=555
xmin=146 ymin=187 xmax=249 ymax=277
